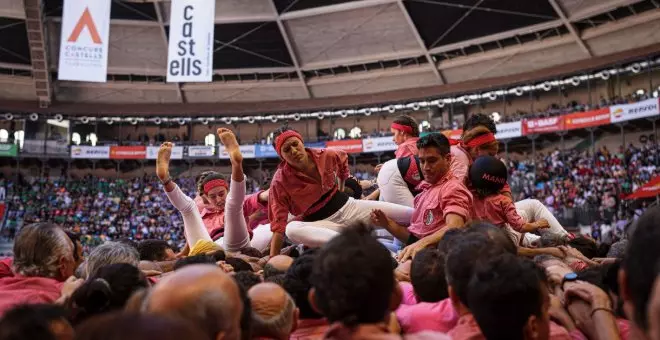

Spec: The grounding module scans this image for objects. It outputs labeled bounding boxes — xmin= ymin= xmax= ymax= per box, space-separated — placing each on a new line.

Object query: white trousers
xmin=509 ymin=199 xmax=570 ymax=246
xmin=376 ymin=159 xmax=415 ymax=208
xmin=285 ymin=197 xmax=413 ymax=248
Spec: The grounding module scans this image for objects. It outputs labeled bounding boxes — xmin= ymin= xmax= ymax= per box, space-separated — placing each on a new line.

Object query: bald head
xmin=264 ymin=255 xmax=293 ymax=279
xmin=248 ymin=283 xmax=298 ymax=340
xmin=145 ymin=265 xmax=243 ymax=340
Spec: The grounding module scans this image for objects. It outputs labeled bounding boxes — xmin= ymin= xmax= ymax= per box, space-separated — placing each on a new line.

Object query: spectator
xmin=81 ymin=242 xmax=140 ymax=279
xmin=248 ymin=283 xmax=298 ymax=340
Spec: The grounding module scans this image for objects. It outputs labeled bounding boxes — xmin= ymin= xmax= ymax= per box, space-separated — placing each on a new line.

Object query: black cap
xmin=469 ymin=156 xmax=508 ymax=193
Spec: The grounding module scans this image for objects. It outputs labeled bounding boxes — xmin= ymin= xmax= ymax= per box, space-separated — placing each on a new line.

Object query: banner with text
xmin=255 ymin=144 xmax=278 ymax=159
xmin=564 ymin=108 xmax=611 ymax=130
xmin=610 ymin=98 xmax=660 ymax=123
xmin=187 ymin=145 xmax=215 ymax=158
xmin=362 ymin=137 xmax=397 ymax=153
xmin=166 ymin=0 xmax=215 ymax=82
xmin=0 ymin=144 xmax=17 ymax=157
xmin=219 ymin=145 xmax=255 ymax=159
xmin=146 ymin=146 xmax=183 ymax=160
xmin=71 ymin=146 xmax=110 ymax=159
xmin=58 ymin=0 xmax=111 ymax=82
xmin=110 ymin=146 xmax=146 ymax=160
xmin=326 ymin=139 xmax=363 ymax=154
xmin=22 ymin=140 xmax=69 ymax=155
xmin=495 ymin=121 xmax=522 ymax=139
xmin=523 ymin=116 xmax=565 ymax=135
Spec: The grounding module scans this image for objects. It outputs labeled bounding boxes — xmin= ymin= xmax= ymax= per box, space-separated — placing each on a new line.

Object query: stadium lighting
xmin=631 ymin=63 xmax=642 ymax=73
xmin=4 ymin=113 xmax=13 ymax=121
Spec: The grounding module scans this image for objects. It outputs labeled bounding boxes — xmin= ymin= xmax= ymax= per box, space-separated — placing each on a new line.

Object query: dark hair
xmin=271 ymin=126 xmax=300 ymax=149
xmin=116 ymin=238 xmax=139 ymax=251
xmin=416 ymin=133 xmax=450 ymax=156
xmin=469 ymin=156 xmax=508 ymax=198
xmin=74 ymin=312 xmax=211 ymax=340
xmin=0 ymin=304 xmax=70 ymax=340
xmin=463 ymin=113 xmax=497 ymax=134
xmin=137 ymin=240 xmax=173 ymax=262
xmin=283 ymin=252 xmax=323 ymax=320
xmin=233 ymin=271 xmax=262 ymax=291
xmin=69 ymin=263 xmax=149 ymax=325
xmin=66 ymin=231 xmax=82 ymax=262
xmin=224 ymin=257 xmax=253 ymax=272
xmin=467 ymin=254 xmax=546 ymax=340
xmin=567 ymin=236 xmax=599 ymax=259
xmin=197 ymin=172 xmax=227 ymax=196
xmin=411 ymin=249 xmax=448 ymax=302
xmin=465 ymin=221 xmax=517 ymax=255
xmin=239 ymin=247 xmax=263 ymax=258
xmin=622 ymin=206 xmax=660 ymax=330
xmin=392 ymin=115 xmax=419 ymax=137
xmin=265 ymin=274 xmax=286 ymax=286
xmin=173 ymin=255 xmax=215 ymax=271
xmin=263 ymin=263 xmax=286 ymax=279
xmin=207 ymin=249 xmax=226 ymax=262
xmin=237 ymin=279 xmax=253 ymax=340
xmin=310 ymin=228 xmax=394 ymax=326
xmin=437 ymin=228 xmax=466 ymax=255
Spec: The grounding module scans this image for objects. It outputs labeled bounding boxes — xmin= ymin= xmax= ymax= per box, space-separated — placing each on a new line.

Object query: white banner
xmin=146 ymin=146 xmax=183 ymax=160
xmin=70 ymin=146 xmax=110 ymax=159
xmin=58 ymin=0 xmax=111 ymax=82
xmin=187 ymin=145 xmax=215 ymax=157
xmin=166 ymin=0 xmax=215 ymax=82
xmin=219 ymin=145 xmax=255 ymax=159
xmin=362 ymin=137 xmax=397 ymax=153
xmin=23 ymin=140 xmax=69 ymax=155
xmin=495 ymin=121 xmax=522 ymax=139
xmin=610 ymin=98 xmax=660 ymax=123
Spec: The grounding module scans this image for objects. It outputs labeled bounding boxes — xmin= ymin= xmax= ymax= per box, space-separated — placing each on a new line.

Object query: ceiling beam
xmin=548 ymin=0 xmax=593 ymax=57
xmin=153 ymin=1 xmax=185 ymax=103
xmin=395 ymin=0 xmax=445 ymax=84
xmin=569 ymin=0 xmax=645 ymax=21
xmin=23 ymin=0 xmax=52 ymax=107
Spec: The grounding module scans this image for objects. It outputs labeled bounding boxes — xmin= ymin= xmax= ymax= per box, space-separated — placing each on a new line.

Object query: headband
xmin=464 ymin=133 xmax=496 ymax=148
xmin=275 ymin=130 xmax=304 ymax=156
xmin=391 ymin=123 xmax=414 ymax=134
xmin=203 ymin=179 xmax=228 ymax=193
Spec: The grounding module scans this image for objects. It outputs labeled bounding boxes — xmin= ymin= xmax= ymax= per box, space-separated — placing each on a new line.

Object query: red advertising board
xmin=325 ymin=139 xmax=363 ymax=154
xmin=110 ymin=146 xmax=147 ymax=159
xmin=523 ymin=116 xmax=564 ymax=135
xmin=564 ymin=108 xmax=611 ymax=130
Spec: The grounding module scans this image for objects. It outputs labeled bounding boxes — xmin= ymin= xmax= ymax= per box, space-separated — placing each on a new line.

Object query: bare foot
xmin=217 ymin=128 xmax=243 ymax=164
xmin=156 ymin=142 xmax=173 ymax=181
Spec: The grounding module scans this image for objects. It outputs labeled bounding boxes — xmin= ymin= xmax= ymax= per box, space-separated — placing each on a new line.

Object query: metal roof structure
xmin=0 ymin=0 xmax=659 ymax=115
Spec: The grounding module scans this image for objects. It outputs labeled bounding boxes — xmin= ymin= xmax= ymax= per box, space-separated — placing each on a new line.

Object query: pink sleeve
xmin=501 ymin=183 xmax=512 ymax=195
xmin=399 ymin=282 xmax=418 ymax=305
xmin=268 ymin=180 xmax=290 ymax=234
xmin=450 ymin=147 xmax=469 ymax=182
xmin=242 ymin=192 xmax=264 ymax=221
xmin=335 ymin=150 xmax=350 ymax=181
xmin=501 ymin=197 xmax=525 ymax=231
xmin=0 ymin=258 xmax=13 ymax=278
xmin=440 ymin=181 xmax=472 ymax=221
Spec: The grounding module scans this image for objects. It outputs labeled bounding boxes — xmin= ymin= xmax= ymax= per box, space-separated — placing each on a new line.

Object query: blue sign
xmin=306 ymin=141 xmax=326 ymax=149
xmin=255 ymin=144 xmax=278 ymax=159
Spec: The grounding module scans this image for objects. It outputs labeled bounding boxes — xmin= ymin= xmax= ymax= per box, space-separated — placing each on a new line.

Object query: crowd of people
xmin=0 ymin=113 xmax=657 ymax=340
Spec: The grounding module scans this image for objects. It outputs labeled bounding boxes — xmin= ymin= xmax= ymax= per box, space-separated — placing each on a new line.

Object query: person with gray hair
xmin=0 ymin=223 xmax=77 ymax=315
xmin=248 ymin=282 xmax=298 ymax=340
xmin=82 ymin=241 xmax=140 ymax=279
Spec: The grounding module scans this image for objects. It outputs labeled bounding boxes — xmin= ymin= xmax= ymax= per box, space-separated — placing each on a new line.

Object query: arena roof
xmin=0 ymin=0 xmax=659 ymax=115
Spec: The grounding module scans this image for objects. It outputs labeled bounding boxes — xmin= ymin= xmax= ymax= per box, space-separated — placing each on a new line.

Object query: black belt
xmin=303 ymin=190 xmax=349 ymax=222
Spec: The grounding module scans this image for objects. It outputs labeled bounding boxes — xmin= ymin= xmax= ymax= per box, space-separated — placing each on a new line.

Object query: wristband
xmin=590 ymin=307 xmax=614 ymax=317
xmin=161 ymin=178 xmax=172 ymax=186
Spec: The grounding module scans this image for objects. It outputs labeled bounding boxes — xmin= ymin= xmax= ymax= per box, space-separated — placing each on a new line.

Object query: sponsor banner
xmin=523 ymin=116 xmax=565 ymax=135
xmin=110 ymin=146 xmax=146 ymax=160
xmin=71 ymin=146 xmax=110 ymax=159
xmin=564 ymin=108 xmax=611 ymax=130
xmin=22 ymin=140 xmax=69 ymax=155
xmin=58 ymin=0 xmax=111 ymax=82
xmin=187 ymin=145 xmax=215 ymax=158
xmin=166 ymin=0 xmax=215 ymax=82
xmin=610 ymin=98 xmax=660 ymax=123
xmin=0 ymin=144 xmax=17 ymax=157
xmin=146 ymin=146 xmax=183 ymax=160
xmin=362 ymin=137 xmax=396 ymax=153
xmin=495 ymin=121 xmax=522 ymax=139
xmin=306 ymin=141 xmax=327 ymax=149
xmin=219 ymin=145 xmax=256 ymax=159
xmin=326 ymin=139 xmax=363 ymax=154
xmin=255 ymin=144 xmax=278 ymax=159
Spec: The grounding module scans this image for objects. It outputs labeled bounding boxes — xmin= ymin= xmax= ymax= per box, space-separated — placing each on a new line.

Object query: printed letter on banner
xmin=58 ymin=0 xmax=111 ymax=82
xmin=610 ymin=98 xmax=660 ymax=123
xmin=167 ymin=0 xmax=215 ymax=82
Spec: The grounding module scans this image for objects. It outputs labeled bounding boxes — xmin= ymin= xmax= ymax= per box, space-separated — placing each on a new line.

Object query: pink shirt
xmin=243 ymin=191 xmax=268 ymax=231
xmin=396 ymin=298 xmax=458 ymax=334
xmin=0 ymin=274 xmax=63 ymax=316
xmin=399 ymin=282 xmax=417 ymax=305
xmin=472 ymin=193 xmax=526 ymax=231
xmin=395 ymin=138 xmax=420 ymax=158
xmin=290 ymin=318 xmax=329 ymax=340
xmin=450 ymin=145 xmax=471 ymax=182
xmin=449 ymin=314 xmax=573 ymax=340
xmin=269 ymin=148 xmax=350 ymax=234
xmin=408 ymin=173 xmax=472 ymax=238
xmin=194 ymin=196 xmax=226 ymax=239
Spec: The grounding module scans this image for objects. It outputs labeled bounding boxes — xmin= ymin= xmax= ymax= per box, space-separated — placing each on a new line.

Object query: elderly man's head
xmin=263 ymin=255 xmax=293 ymax=279
xmin=82 ymin=241 xmax=139 ymax=279
xmin=248 ymin=283 xmax=298 ymax=340
xmin=12 ymin=223 xmax=75 ymax=281
xmin=142 ymin=264 xmax=244 ymax=340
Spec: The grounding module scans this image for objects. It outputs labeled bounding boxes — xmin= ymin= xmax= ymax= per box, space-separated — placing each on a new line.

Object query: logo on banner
xmin=67 ymin=8 xmax=101 ymax=44
xmin=527 ymin=117 xmax=559 ymax=128
xmin=167 ymin=0 xmax=215 ymax=82
xmin=611 ymin=99 xmax=660 ymax=123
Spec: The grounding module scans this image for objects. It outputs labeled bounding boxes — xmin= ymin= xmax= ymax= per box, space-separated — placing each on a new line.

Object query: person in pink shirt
xmin=391 ymin=115 xmax=421 ymax=159
xmin=371 ymin=133 xmax=472 ymax=261
xmin=267 ymin=127 xmax=413 ymax=257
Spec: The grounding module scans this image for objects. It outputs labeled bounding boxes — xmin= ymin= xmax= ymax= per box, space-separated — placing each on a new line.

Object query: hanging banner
xmin=110 ymin=146 xmax=146 ymax=159
xmin=71 ymin=146 xmax=110 ymax=159
xmin=495 ymin=121 xmax=522 ymax=139
xmin=146 ymin=146 xmax=183 ymax=160
xmin=306 ymin=141 xmax=327 ymax=149
xmin=58 ymin=0 xmax=111 ymax=82
xmin=255 ymin=144 xmax=278 ymax=159
xmin=326 ymin=139 xmax=363 ymax=154
xmin=187 ymin=145 xmax=215 ymax=158
xmin=523 ymin=116 xmax=565 ymax=135
xmin=610 ymin=98 xmax=660 ymax=123
xmin=362 ymin=137 xmax=397 ymax=153
xmin=219 ymin=145 xmax=256 ymax=159
xmin=564 ymin=108 xmax=611 ymax=130
xmin=0 ymin=144 xmax=17 ymax=157
xmin=166 ymin=0 xmax=215 ymax=82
